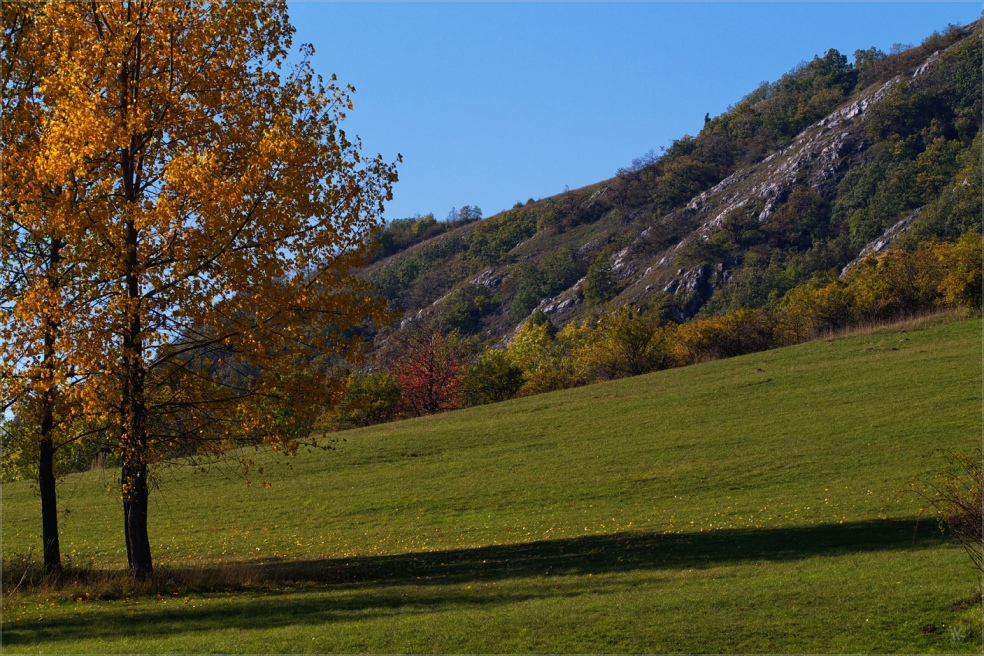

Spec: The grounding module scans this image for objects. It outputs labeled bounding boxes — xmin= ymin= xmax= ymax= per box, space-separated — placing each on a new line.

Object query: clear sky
xmin=286 ymin=2 xmax=981 ymax=222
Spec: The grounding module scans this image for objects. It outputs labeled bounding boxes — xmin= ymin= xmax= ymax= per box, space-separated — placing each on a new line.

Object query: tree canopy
xmin=1 ymin=0 xmax=397 ymax=578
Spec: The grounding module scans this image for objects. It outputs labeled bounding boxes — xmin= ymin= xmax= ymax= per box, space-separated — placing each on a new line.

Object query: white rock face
xmin=840 ymin=207 xmax=925 ymax=276
xmin=471 ymin=269 xmax=505 ymax=288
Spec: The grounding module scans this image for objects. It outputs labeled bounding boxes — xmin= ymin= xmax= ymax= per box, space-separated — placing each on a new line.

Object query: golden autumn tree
xmin=1 ymin=1 xmax=397 ymax=579
xmin=0 ymin=2 xmax=101 ymax=573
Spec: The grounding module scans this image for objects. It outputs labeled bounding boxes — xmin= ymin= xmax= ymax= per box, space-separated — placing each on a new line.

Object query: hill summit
xmin=365 ymin=21 xmax=981 ymax=340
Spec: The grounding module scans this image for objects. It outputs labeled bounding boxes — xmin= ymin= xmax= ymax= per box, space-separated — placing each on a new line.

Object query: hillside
xmin=3 ymin=313 xmax=981 ymax=652
xmin=365 ymin=22 xmax=981 ymax=341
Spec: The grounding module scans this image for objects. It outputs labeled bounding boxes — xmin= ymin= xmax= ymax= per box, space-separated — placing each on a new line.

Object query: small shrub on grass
xmin=916 ymin=450 xmax=983 ymax=572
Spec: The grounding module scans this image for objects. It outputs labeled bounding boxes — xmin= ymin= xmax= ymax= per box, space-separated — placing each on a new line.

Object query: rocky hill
xmin=365 ymin=21 xmax=981 ymax=342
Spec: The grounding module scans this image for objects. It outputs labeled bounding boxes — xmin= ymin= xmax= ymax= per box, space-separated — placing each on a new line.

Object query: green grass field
xmin=2 ymin=314 xmax=981 ymax=653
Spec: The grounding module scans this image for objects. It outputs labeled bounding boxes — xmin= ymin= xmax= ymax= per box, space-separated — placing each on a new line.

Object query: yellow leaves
xmin=776 ymin=233 xmax=982 ymax=342
xmin=508 ymin=321 xmax=554 ymax=369
xmin=3 ymin=0 xmax=396 ymax=481
xmin=934 ymin=232 xmax=983 ymax=312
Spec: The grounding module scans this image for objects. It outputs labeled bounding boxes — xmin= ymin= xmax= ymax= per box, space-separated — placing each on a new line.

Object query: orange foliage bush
xmin=672 ymin=309 xmax=775 ymax=364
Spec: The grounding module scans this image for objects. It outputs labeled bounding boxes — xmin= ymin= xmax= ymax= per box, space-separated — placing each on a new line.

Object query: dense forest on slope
xmin=365 ymin=21 xmax=981 ymax=338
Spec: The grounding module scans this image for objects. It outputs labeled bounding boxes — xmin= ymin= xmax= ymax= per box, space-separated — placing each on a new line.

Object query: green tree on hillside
xmin=463 ymin=350 xmax=524 ymax=405
xmin=584 ymin=258 xmax=618 ymax=305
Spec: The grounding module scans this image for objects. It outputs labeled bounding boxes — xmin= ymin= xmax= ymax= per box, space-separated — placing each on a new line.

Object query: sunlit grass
xmin=2 ymin=313 xmax=981 ymax=653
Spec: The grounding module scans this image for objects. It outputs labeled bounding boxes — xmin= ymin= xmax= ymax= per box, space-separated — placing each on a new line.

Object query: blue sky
xmin=286 ymin=2 xmax=981 ymax=222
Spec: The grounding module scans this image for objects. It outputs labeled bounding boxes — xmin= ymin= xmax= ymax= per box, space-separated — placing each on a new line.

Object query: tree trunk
xmin=121 ymin=304 xmax=154 ymax=581
xmin=123 ymin=456 xmax=152 ymax=580
xmin=121 ymin=366 xmax=153 ymax=579
xmin=120 ymin=206 xmax=153 ymax=580
xmin=39 ymin=237 xmax=62 ymax=573
xmin=122 ymin=466 xmax=133 ymax=569
xmin=38 ymin=422 xmax=61 ymax=572
xmin=118 ymin=36 xmax=154 ymax=580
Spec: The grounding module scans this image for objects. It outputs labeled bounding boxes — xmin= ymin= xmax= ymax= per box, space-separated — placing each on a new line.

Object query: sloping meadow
xmin=2 ymin=314 xmax=981 ymax=652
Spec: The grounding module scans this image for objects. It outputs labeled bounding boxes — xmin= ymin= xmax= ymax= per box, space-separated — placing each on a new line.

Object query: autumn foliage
xmin=1 ymin=1 xmax=396 ymax=578
xmin=388 ymin=330 xmax=465 ymax=417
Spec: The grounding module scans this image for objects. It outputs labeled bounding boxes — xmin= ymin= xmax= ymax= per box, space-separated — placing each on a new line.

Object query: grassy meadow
xmin=2 ymin=313 xmax=981 ymax=653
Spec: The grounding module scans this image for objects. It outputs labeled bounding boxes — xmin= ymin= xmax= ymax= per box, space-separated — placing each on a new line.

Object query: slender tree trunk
xmin=39 ymin=237 xmax=62 ymax=573
xmin=120 ymin=210 xmax=153 ymax=580
xmin=122 ymin=465 xmax=133 ymax=569
xmin=121 ymin=327 xmax=153 ymax=580
xmin=117 ymin=28 xmax=154 ymax=574
xmin=123 ymin=454 xmax=152 ymax=579
xmin=39 ymin=414 xmax=61 ymax=572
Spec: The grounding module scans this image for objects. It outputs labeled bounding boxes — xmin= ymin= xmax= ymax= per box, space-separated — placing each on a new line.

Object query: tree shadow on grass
xmin=4 ymin=517 xmax=947 ymax=647
xmin=247 ymin=516 xmax=940 ymax=587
